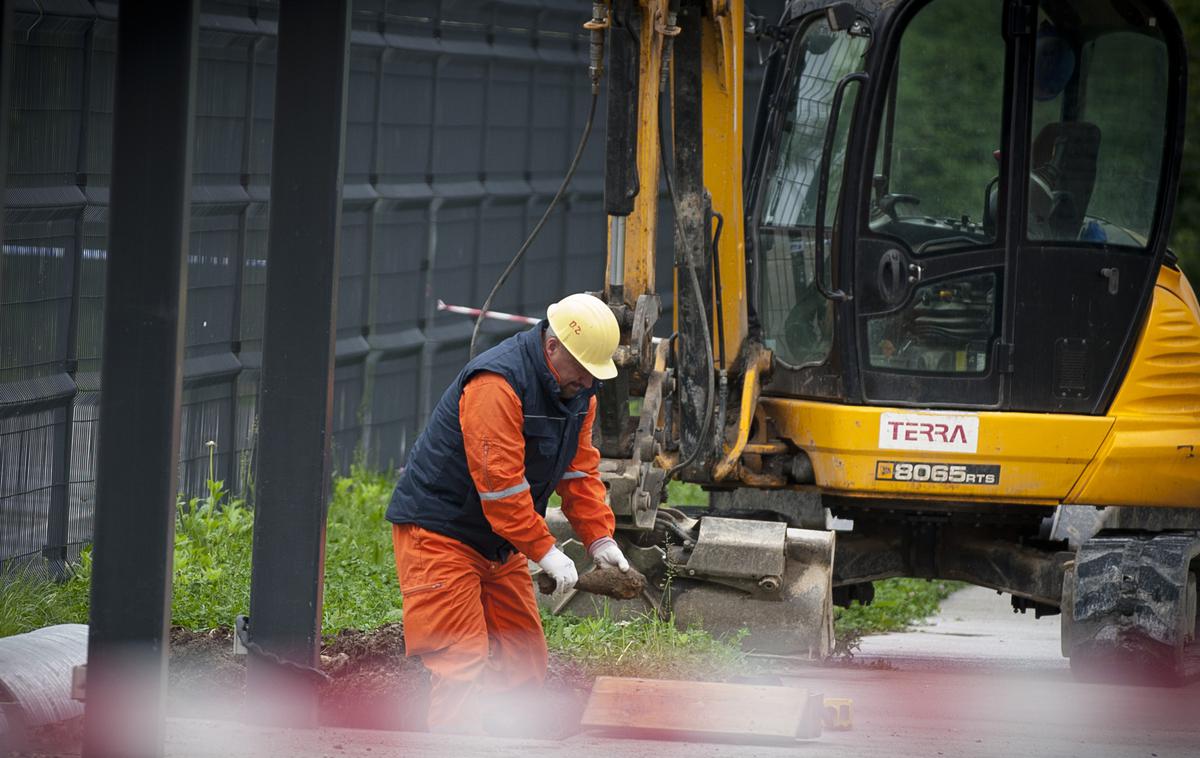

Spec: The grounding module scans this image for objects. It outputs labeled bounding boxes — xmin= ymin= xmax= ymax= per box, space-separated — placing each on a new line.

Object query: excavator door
xmin=854 ymin=0 xmax=1181 ymax=414
xmin=749 ymin=0 xmax=1184 ymax=414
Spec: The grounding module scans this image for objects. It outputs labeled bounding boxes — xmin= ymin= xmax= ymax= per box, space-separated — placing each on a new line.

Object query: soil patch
xmin=168 ymin=626 xmax=246 ymax=719
xmin=8 ymin=623 xmax=588 ymax=756
xmin=317 ymin=622 xmax=430 ymax=731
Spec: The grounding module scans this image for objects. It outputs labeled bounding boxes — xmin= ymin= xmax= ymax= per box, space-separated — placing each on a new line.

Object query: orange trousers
xmin=391 ymin=523 xmax=548 ymax=732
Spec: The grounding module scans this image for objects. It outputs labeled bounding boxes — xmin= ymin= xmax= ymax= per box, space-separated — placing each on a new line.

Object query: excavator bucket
xmin=541 ymin=510 xmax=836 ymax=658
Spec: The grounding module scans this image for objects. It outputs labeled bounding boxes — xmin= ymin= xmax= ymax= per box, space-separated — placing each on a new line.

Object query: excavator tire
xmin=1063 ymin=531 xmax=1200 ymax=686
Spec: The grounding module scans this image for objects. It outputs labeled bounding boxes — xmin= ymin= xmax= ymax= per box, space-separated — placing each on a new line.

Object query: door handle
xmin=1100 ymin=267 xmax=1119 ymax=295
xmin=877 ymin=249 xmax=904 ymax=304
xmin=813 ymin=71 xmax=868 ymax=303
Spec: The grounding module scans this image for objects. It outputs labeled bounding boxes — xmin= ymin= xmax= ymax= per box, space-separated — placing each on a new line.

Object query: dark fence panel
xmin=0 ymin=0 xmax=785 ymax=577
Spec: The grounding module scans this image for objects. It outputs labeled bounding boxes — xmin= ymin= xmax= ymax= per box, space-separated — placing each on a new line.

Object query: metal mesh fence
xmin=0 ymin=0 xmax=781 ymax=578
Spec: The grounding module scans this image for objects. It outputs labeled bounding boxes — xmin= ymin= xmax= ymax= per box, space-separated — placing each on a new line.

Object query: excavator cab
xmin=748 ymin=0 xmax=1185 ymax=412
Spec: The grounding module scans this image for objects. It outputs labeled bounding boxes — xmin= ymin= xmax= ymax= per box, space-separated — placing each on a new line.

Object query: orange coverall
xmin=391 ymin=366 xmax=614 ymax=732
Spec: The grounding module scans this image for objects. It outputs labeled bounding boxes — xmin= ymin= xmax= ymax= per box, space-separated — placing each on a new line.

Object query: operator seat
xmin=1029 ymin=121 xmax=1101 ymax=240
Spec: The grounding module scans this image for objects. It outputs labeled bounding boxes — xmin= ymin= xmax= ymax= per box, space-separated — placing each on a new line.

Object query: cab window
xmin=756 ymin=17 xmax=868 ymax=367
xmin=869 ymin=0 xmax=1005 ymax=255
xmin=1027 ymin=0 xmax=1169 ymax=247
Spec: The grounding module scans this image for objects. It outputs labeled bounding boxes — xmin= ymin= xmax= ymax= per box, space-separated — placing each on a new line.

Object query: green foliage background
xmin=888 ymin=0 xmax=1194 ymax=252
xmin=1170 ymin=0 xmax=1200 ymax=285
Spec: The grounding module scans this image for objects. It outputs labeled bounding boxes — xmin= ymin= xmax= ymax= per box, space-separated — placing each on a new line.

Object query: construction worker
xmin=385 ymin=292 xmax=630 ymax=734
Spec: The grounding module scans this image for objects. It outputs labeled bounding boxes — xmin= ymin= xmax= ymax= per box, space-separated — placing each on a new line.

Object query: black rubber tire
xmin=1065 ymin=532 xmax=1200 ymax=687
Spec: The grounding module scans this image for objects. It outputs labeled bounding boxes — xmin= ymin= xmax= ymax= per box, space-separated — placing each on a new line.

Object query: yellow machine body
xmin=757 ymin=268 xmax=1200 ymax=508
xmin=1067 ymin=267 xmax=1200 ymax=507
xmin=699 ymin=0 xmax=749 ymax=362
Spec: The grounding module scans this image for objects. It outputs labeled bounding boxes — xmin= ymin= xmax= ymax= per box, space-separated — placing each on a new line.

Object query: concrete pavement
xmin=158 ymin=587 xmax=1200 ymax=758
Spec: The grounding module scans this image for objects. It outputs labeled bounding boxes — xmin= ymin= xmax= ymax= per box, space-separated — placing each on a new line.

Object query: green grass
xmin=541 ymin=609 xmax=749 ymax=680
xmin=832 ymin=577 xmax=963 ymax=656
xmin=0 ymin=573 xmax=89 ymax=637
xmin=0 ymin=467 xmax=958 ymax=676
xmin=665 ymin=480 xmax=708 ymax=506
xmin=164 ymin=467 xmax=407 ymax=635
xmin=0 ymin=467 xmax=404 ymax=638
xmin=322 ymin=468 xmax=405 ymax=632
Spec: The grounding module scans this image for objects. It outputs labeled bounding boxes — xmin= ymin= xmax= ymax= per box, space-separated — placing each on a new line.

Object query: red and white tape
xmin=436 ymin=299 xmax=540 ymax=325
xmin=437 ymin=298 xmax=663 ymax=344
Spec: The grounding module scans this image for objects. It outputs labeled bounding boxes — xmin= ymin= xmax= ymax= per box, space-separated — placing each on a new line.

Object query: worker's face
xmin=545 ymin=336 xmax=594 ymax=399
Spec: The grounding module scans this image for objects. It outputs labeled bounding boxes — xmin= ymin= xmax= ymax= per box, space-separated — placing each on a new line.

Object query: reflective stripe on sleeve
xmin=479 ymin=479 xmax=531 ymax=501
xmin=559 ymin=471 xmax=588 ymax=480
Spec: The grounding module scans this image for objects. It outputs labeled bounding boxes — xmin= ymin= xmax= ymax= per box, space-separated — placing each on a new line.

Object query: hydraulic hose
xmin=468 ymin=93 xmax=600 ymax=359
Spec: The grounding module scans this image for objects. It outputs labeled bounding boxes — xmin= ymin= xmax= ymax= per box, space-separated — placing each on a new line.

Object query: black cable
xmin=710 ymin=210 xmax=726 ymax=369
xmin=235 ymin=614 xmax=331 ymax=685
xmin=469 ymin=93 xmax=601 ymax=359
xmin=658 ymin=94 xmax=715 ymax=480
xmin=655 ymin=513 xmax=696 ymax=545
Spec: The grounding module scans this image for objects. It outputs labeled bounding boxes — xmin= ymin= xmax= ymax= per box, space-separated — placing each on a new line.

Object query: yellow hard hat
xmin=546 ymin=293 xmax=620 ymax=380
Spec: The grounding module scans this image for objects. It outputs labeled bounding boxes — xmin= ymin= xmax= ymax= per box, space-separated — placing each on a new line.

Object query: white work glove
xmin=588 ymin=536 xmax=630 ymax=572
xmin=536 ymin=546 xmax=578 ymax=594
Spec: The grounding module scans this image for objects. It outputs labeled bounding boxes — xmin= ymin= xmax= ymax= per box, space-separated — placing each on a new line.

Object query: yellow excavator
xmin=538 ymin=0 xmax=1200 ymax=683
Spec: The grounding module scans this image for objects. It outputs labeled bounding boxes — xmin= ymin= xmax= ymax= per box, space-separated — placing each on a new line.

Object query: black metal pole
xmin=0 ymin=0 xmax=10 ymax=578
xmin=81 ymin=2 xmax=198 ymax=757
xmin=247 ymin=0 xmax=351 ymax=726
xmin=0 ymin=0 xmax=11 ymax=322
xmin=45 ymin=17 xmax=97 ymax=580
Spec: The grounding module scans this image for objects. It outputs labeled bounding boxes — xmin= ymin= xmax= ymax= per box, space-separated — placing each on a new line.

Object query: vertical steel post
xmin=45 ymin=17 xmax=97 ymax=579
xmin=0 ymin=0 xmax=11 ymax=332
xmin=246 ymin=0 xmax=351 ymax=726
xmin=81 ymin=2 xmax=198 ymax=757
xmin=232 ymin=35 xmax=262 ymax=499
xmin=0 ymin=0 xmax=11 ymax=578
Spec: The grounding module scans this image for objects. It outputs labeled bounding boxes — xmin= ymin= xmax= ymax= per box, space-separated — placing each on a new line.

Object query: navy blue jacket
xmin=385 ymin=323 xmax=597 ymax=561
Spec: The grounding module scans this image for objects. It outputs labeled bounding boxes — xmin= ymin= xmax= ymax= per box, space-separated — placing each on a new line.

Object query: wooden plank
xmin=580 ymin=676 xmax=824 ymax=742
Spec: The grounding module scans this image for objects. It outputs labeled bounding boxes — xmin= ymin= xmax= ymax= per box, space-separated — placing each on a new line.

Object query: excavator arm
xmin=547 ymin=0 xmax=836 ymax=659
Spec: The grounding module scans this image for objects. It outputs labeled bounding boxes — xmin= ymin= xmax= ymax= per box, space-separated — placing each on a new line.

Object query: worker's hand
xmin=588 ymin=536 xmax=630 ymax=573
xmin=536 ymin=546 xmax=578 ymax=594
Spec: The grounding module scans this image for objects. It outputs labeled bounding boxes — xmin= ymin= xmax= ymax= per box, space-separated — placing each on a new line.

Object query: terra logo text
xmin=878 ymin=412 xmax=979 ymax=453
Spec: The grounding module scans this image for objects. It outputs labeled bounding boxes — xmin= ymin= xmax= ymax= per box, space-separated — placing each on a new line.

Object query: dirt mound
xmin=317 ymin=623 xmax=430 ymax=731
xmin=322 ymin=621 xmax=406 ymax=660
xmin=168 ymin=626 xmax=247 ymax=719
xmin=317 ymin=622 xmax=586 ymax=737
xmin=9 ymin=623 xmax=587 ymax=756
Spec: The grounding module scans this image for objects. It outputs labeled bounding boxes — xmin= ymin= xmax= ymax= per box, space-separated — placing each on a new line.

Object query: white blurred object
xmin=0 ymin=624 xmax=88 ymax=735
